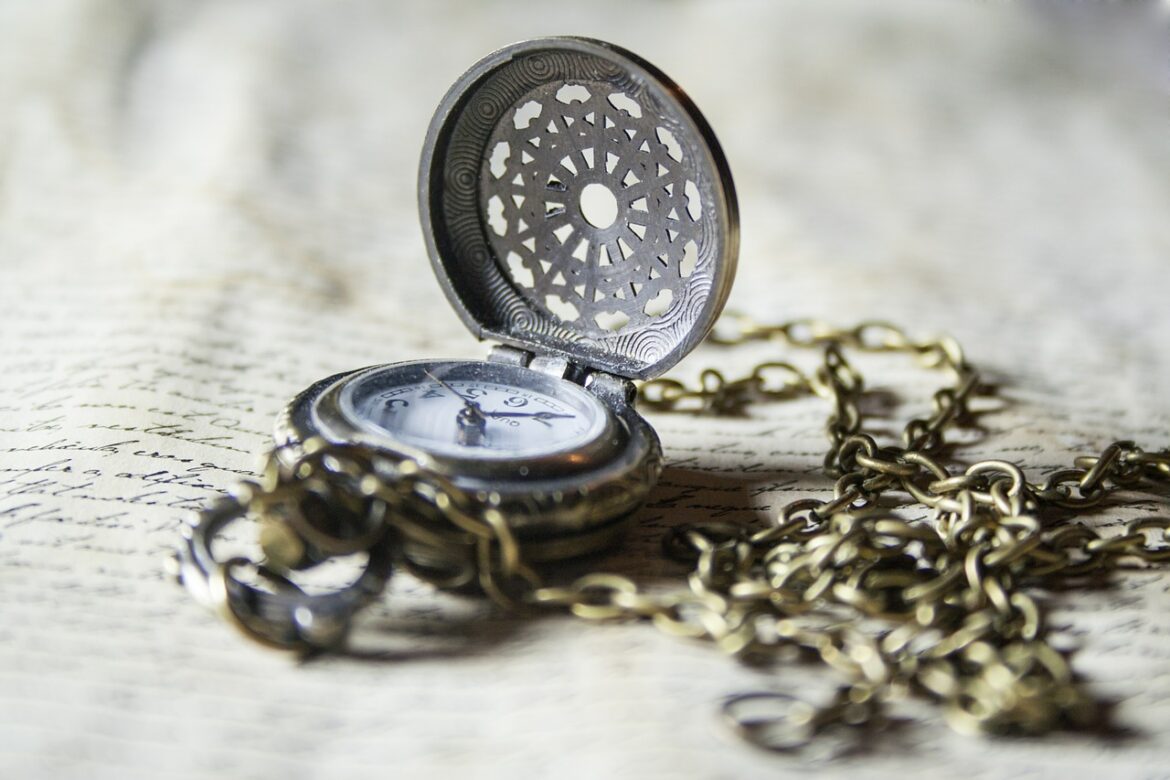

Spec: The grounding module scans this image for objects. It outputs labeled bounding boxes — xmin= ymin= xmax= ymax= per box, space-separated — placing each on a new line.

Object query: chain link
xmin=179 ymin=315 xmax=1170 ymax=751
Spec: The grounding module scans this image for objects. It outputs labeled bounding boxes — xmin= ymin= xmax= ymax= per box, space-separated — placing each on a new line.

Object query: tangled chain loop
xmin=638 ymin=315 xmax=1168 ymax=746
xmin=180 ymin=314 xmax=1170 ymax=751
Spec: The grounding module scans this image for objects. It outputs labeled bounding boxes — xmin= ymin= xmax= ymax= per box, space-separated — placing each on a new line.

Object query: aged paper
xmin=1 ymin=2 xmax=1168 ymax=778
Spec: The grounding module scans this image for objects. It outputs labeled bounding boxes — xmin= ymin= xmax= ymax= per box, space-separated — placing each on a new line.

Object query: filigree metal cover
xmin=420 ymin=37 xmax=738 ymax=380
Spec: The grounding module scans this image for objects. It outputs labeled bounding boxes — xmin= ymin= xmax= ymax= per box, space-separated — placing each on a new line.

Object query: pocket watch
xmin=177 ymin=36 xmax=736 ymax=645
xmin=279 ymin=37 xmax=738 ymax=561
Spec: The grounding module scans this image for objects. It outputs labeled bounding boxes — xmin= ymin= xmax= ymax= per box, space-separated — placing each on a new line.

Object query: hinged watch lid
xmin=419 ymin=37 xmax=738 ymax=381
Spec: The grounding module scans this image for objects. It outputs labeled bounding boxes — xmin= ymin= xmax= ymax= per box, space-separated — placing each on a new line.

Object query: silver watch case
xmin=278 ymin=37 xmax=735 ymax=562
xmin=277 ymin=359 xmax=661 ymax=561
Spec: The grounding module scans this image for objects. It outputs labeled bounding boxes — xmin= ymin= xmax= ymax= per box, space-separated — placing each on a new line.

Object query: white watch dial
xmin=334 ymin=361 xmax=609 ymax=460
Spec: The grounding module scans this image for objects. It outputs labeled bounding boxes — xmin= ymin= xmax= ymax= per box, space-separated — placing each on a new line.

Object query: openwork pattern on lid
xmin=426 ymin=42 xmax=736 ymax=378
xmin=480 ymin=81 xmax=705 ymax=337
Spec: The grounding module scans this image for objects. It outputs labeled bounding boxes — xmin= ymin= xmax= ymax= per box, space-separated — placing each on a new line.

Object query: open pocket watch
xmin=178 ymin=37 xmax=737 ymax=648
xmin=173 ymin=36 xmax=1170 ymax=750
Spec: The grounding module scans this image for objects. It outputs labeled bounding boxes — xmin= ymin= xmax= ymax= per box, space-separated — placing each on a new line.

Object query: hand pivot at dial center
xmin=426 ymin=370 xmax=489 ymax=446
xmin=424 ymin=370 xmax=575 ymax=448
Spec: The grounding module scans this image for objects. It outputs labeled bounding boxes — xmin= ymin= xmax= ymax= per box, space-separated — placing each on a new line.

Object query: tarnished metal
xmin=176 ymin=37 xmax=1170 ymax=754
xmin=636 ymin=316 xmax=1169 ymax=747
xmin=419 ymin=37 xmax=739 ymax=380
xmin=276 ymin=359 xmax=661 ymax=558
xmin=178 ymin=313 xmax=1170 ymax=751
xmin=225 ymin=38 xmax=735 ymax=572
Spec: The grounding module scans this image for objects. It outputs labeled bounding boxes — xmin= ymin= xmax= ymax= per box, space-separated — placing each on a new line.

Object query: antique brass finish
xmin=177 ymin=315 xmax=1170 ymax=749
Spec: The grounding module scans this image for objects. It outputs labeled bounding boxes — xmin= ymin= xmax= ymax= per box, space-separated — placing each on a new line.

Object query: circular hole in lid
xmin=579 ymin=182 xmax=618 ymax=229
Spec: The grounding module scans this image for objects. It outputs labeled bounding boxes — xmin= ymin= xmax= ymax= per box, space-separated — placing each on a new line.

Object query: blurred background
xmin=1 ymin=0 xmax=1167 ymax=349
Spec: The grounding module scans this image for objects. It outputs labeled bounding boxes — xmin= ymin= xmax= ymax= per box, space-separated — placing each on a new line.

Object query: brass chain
xmin=191 ymin=315 xmax=1170 ymax=751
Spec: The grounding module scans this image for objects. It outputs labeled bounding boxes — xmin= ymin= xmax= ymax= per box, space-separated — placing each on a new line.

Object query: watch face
xmin=333 ymin=360 xmax=609 ymax=461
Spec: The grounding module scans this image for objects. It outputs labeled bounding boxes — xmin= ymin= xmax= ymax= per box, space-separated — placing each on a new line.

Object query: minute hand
xmin=423 ymin=369 xmax=478 ymax=407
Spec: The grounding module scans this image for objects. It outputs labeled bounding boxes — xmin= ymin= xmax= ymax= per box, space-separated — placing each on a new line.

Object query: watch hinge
xmin=529 ymin=355 xmax=572 ymax=379
xmin=584 ymin=370 xmax=637 ymax=408
xmin=487 ymin=344 xmax=532 ymax=367
xmin=488 ymin=344 xmax=634 ymax=406
xmin=489 ymin=345 xmax=582 ymax=382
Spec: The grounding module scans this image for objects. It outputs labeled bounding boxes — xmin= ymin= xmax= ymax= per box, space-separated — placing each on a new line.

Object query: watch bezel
xmin=288 ymin=360 xmax=622 ymax=480
xmin=333 ymin=359 xmax=614 ymax=468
